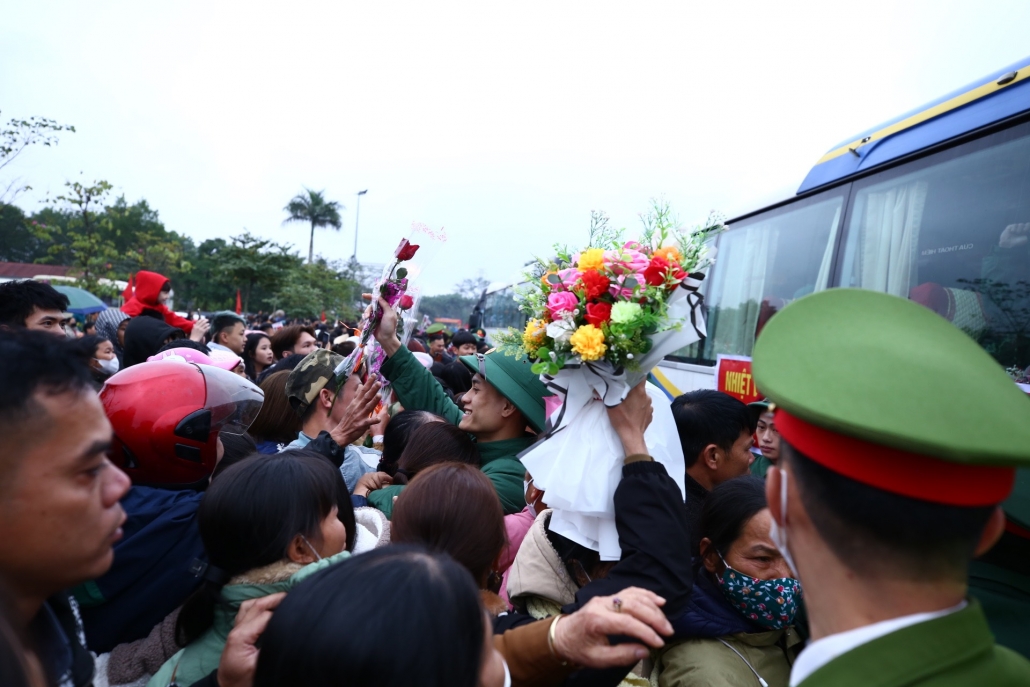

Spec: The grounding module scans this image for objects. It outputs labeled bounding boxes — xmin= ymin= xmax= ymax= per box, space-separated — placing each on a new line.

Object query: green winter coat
xmin=147 ymin=551 xmax=350 ymax=687
xmin=654 ymin=628 xmax=801 ymax=687
xmin=373 ymin=346 xmax=530 ymax=516
xmin=796 ymin=599 xmax=1030 ymax=687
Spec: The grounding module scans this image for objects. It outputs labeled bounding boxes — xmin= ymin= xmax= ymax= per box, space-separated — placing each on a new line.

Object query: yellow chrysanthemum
xmin=577 ymin=248 xmax=606 ymax=272
xmin=570 ymin=324 xmax=607 ymax=361
xmin=653 ymin=245 xmax=683 ymax=265
xmin=523 ymin=318 xmax=546 ymax=344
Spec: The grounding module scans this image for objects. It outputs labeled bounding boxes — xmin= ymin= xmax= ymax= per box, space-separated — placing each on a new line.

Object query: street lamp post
xmin=353 ymin=189 xmax=368 ymax=261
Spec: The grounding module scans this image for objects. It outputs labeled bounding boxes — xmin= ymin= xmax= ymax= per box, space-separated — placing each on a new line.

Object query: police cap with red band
xmin=751 ymin=288 xmax=1030 ymax=507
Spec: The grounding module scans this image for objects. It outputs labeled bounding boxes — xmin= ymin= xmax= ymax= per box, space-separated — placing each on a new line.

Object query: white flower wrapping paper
xmin=520 ymin=277 xmax=707 ymax=560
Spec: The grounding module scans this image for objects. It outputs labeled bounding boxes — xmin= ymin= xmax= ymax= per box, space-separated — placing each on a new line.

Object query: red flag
xmin=235 ymin=289 xmax=242 ymax=315
xmin=122 ymin=274 xmax=134 ymax=302
xmin=320 ymin=310 xmax=326 ymax=323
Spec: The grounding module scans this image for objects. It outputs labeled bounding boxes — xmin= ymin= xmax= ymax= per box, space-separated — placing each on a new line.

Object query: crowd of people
xmin=0 ymin=268 xmax=1029 ymax=687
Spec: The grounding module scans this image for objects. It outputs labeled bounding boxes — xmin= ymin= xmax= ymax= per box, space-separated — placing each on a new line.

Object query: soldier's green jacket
xmin=369 ymin=346 xmax=529 ymax=517
xmin=797 ymin=599 xmax=1030 ymax=687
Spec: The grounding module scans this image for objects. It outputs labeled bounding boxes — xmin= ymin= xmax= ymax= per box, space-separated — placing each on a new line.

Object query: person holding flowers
xmin=365 ymin=296 xmax=549 ymax=517
xmin=497 ymin=204 xmax=723 ymax=559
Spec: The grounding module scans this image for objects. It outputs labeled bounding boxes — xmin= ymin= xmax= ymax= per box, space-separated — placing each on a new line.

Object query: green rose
xmin=610 ymin=301 xmax=643 ymax=324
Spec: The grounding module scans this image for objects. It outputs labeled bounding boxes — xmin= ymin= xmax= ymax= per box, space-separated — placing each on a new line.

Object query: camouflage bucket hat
xmin=286 ymin=349 xmax=344 ymax=416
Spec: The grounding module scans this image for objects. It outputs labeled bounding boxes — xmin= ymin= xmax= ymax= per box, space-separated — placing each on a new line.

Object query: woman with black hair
xmin=653 ymin=475 xmax=803 ymax=687
xmin=373 ymin=409 xmax=442 ymax=477
xmin=242 ymin=333 xmax=273 ymax=382
xmin=255 ymin=546 xmax=506 ymax=687
xmin=148 ymin=451 xmax=355 ymax=687
xmin=69 ymin=334 xmax=119 ymax=389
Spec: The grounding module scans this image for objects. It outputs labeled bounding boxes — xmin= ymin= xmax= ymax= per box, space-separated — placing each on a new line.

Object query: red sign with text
xmin=716 ymin=355 xmax=762 ymax=405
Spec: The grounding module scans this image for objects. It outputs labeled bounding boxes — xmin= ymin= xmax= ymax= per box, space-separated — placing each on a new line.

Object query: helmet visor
xmin=197 ymin=363 xmax=265 ymax=435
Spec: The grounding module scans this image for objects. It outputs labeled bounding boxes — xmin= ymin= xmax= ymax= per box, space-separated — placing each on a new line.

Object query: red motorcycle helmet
xmin=101 ymin=359 xmax=264 ymax=487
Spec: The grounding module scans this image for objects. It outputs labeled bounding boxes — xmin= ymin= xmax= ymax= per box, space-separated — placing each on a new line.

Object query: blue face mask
xmin=715 ymin=555 xmax=802 ymax=630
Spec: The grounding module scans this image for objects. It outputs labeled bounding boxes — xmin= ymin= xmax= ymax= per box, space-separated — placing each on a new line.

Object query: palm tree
xmin=282 ymin=188 xmax=344 ymax=263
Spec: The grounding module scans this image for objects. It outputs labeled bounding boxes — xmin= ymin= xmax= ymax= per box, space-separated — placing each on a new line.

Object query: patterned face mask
xmin=715 ymin=555 xmax=802 ymax=630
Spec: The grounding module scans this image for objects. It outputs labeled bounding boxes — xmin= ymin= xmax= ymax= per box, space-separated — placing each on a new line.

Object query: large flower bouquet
xmin=498 ymin=203 xmax=724 ymax=559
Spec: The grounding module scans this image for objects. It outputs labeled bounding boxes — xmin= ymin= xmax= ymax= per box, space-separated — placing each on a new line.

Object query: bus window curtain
xmin=708 ymin=225 xmax=778 ymax=357
xmin=856 ymin=181 xmax=928 ymax=297
xmin=814 ymin=206 xmax=842 ymax=291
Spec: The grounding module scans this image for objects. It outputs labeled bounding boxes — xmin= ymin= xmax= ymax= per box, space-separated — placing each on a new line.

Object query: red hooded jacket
xmin=121 ymin=270 xmax=194 ymax=334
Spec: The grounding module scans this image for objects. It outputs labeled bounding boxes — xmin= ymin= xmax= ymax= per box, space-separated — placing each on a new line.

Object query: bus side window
xmin=838 ymin=122 xmax=1030 ymax=374
xmin=671 ymin=193 xmax=845 ymax=363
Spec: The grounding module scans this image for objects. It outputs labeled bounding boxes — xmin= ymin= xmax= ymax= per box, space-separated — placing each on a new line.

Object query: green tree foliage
xmin=282 ymin=188 xmax=344 ymax=264
xmin=32 ymin=180 xmax=120 ymax=290
xmin=0 ymin=203 xmax=48 ymax=263
xmin=419 ymin=293 xmax=476 ymax=322
xmin=1 ymin=180 xmax=367 ymax=319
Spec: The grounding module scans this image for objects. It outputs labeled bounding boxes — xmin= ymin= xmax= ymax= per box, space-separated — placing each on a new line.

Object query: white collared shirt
xmin=789 ymin=601 xmax=967 ymax=686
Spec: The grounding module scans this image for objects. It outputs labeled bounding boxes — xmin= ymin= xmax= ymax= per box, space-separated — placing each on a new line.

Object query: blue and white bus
xmin=654 ymin=56 xmax=1030 ymax=396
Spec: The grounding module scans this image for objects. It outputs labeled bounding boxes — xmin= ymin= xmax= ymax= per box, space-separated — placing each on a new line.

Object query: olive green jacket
xmin=373 ymin=346 xmax=529 ymax=516
xmin=654 ymin=628 xmax=801 ymax=687
xmin=797 ymin=599 xmax=1030 ymax=687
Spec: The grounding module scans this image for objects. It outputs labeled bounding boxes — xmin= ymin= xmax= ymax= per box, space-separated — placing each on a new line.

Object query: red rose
xmin=643 ymin=255 xmax=669 ymax=286
xmin=398 ymin=294 xmax=414 ymax=310
xmin=579 ymin=270 xmax=611 ymax=300
xmin=394 ymin=239 xmax=420 ymax=261
xmin=585 ymin=301 xmax=612 ymax=327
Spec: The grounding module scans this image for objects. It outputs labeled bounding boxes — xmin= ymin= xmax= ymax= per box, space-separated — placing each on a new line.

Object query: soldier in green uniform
xmin=748 ymin=398 xmax=778 ymax=479
xmin=751 ymin=288 xmax=1030 ymax=687
xmin=370 ymin=296 xmax=547 ymax=517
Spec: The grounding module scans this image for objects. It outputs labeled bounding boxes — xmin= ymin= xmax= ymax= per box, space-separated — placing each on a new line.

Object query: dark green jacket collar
xmin=477 ymin=434 xmax=535 ymax=465
xmin=797 ymin=599 xmax=1011 ymax=687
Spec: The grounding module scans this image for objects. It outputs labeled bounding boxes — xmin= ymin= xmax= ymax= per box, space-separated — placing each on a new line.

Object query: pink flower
xmin=608 ymin=272 xmax=645 ymax=298
xmin=605 ymin=247 xmax=649 ymax=275
xmin=547 ymin=291 xmax=579 ymax=319
xmin=557 ymin=268 xmax=580 ymax=289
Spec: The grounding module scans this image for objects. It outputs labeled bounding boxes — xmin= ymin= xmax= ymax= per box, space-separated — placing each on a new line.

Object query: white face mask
xmin=768 ymin=468 xmax=799 ymax=578
xmin=98 ymin=357 xmax=120 ymax=376
xmin=524 ymin=479 xmax=537 ymax=517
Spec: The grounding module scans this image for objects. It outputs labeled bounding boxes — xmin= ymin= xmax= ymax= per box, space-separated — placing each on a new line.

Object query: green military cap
xmin=460 ymin=351 xmax=549 ymax=433
xmin=285 ymin=349 xmax=344 ymax=416
xmin=425 ymin=323 xmax=448 ymax=335
xmin=752 ymin=289 xmax=1030 ymax=506
xmin=748 ymin=398 xmax=771 ymax=427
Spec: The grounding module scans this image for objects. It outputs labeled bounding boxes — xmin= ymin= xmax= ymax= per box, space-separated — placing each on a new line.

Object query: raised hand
xmin=362 ymin=293 xmax=402 ymax=356
xmin=999 ymin=222 xmax=1030 ymax=249
xmin=190 ymin=316 xmax=211 ymax=343
xmin=328 ymin=376 xmax=382 ymax=447
xmin=217 ymin=592 xmax=285 ymax=687
xmin=606 ymin=382 xmax=653 ymax=457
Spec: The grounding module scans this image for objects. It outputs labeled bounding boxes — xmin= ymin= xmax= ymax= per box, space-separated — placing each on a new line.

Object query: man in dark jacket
xmin=670 ymin=389 xmax=755 ymax=558
xmin=0 ymin=330 xmax=131 ymax=686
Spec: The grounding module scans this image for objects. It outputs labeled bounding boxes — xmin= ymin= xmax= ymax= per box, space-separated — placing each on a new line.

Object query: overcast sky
xmin=3 ymin=1 xmax=1029 ymax=295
